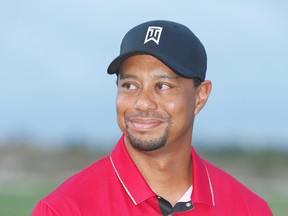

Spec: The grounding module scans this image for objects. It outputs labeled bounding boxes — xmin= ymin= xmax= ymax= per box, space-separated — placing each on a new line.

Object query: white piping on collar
xmin=109 ymin=155 xmax=137 ymax=205
xmin=203 ymin=162 xmax=216 ymax=206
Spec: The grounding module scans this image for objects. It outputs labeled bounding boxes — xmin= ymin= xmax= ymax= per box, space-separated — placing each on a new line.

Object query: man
xmin=32 ymin=20 xmax=273 ymax=215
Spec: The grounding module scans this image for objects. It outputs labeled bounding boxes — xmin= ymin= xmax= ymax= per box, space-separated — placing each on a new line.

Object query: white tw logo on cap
xmin=144 ymin=26 xmax=163 ymax=45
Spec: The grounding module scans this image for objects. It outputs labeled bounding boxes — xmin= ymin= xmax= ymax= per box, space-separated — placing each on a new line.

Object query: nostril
xmin=134 ymin=92 xmax=157 ymax=111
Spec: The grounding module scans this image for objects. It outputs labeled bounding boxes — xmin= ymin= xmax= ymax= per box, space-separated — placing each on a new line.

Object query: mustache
xmin=125 ymin=112 xmax=171 ymax=123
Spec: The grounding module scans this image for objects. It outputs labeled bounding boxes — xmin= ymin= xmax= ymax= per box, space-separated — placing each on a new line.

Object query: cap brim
xmin=107 ymin=51 xmax=200 ymax=80
xmin=107 ymin=51 xmax=143 ymax=75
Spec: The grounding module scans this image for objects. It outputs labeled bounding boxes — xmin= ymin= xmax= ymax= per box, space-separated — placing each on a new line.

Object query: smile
xmin=128 ymin=118 xmax=164 ymax=130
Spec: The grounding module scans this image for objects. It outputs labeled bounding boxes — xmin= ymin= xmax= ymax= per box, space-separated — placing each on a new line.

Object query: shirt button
xmin=186 ymin=202 xmax=192 ymax=207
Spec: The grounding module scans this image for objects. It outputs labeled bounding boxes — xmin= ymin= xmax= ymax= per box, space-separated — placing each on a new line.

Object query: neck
xmin=125 ymin=136 xmax=193 ymax=206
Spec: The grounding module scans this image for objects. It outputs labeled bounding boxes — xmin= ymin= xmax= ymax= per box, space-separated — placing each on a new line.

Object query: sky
xmin=0 ymin=0 xmax=287 ymax=149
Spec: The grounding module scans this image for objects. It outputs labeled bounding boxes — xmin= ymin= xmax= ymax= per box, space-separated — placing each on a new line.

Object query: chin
xmin=127 ymin=132 xmax=169 ymax=152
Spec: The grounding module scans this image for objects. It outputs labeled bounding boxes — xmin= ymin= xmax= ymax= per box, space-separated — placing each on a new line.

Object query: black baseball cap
xmin=107 ymin=20 xmax=207 ymax=81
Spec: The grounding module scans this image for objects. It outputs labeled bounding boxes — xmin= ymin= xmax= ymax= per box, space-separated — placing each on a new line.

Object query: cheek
xmin=165 ymin=96 xmax=195 ymax=115
xmin=116 ymin=94 xmax=127 ymax=132
xmin=116 ymin=92 xmax=127 ymax=112
xmin=163 ymin=97 xmax=195 ymax=126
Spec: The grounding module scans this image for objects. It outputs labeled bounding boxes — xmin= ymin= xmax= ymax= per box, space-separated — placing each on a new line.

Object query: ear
xmin=194 ymin=80 xmax=212 ymax=115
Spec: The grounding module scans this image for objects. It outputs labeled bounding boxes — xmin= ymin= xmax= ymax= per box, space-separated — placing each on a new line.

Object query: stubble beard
xmin=125 ymin=115 xmax=172 ymax=151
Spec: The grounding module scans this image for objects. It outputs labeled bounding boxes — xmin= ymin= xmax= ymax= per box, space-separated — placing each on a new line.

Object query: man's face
xmin=116 ymin=54 xmax=204 ymax=151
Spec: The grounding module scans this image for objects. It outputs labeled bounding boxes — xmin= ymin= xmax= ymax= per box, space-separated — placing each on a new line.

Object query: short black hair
xmin=193 ymin=77 xmax=203 ymax=88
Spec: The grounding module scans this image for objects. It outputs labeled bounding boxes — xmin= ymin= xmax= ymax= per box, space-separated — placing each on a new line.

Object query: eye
xmin=122 ymin=82 xmax=137 ymax=90
xmin=156 ymin=82 xmax=171 ymax=90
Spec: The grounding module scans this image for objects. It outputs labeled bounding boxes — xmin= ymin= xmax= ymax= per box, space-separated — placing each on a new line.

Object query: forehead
xmin=118 ymin=55 xmax=196 ymax=90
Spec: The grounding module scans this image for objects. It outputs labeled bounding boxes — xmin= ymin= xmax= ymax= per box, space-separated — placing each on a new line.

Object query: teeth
xmin=133 ymin=122 xmax=154 ymax=129
xmin=130 ymin=119 xmax=161 ymax=129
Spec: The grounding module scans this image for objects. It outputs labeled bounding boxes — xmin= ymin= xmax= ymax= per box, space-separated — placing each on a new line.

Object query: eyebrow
xmin=153 ymin=74 xmax=179 ymax=80
xmin=118 ymin=73 xmax=137 ymax=80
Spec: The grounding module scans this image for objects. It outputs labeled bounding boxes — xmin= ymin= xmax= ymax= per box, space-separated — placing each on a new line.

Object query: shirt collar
xmin=191 ymin=147 xmax=216 ymax=206
xmin=110 ymin=135 xmax=215 ymax=206
xmin=110 ymin=135 xmax=155 ymax=205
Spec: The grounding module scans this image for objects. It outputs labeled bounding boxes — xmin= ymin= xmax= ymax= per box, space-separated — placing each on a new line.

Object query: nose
xmin=134 ymin=88 xmax=157 ymax=111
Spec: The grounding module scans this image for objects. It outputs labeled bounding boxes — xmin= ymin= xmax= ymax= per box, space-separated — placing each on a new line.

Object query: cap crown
xmin=108 ymin=20 xmax=207 ymax=81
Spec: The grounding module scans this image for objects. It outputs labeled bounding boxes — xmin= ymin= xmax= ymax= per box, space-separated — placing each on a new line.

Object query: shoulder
xmin=203 ymin=159 xmax=257 ymax=197
xmin=203 ymin=160 xmax=272 ymax=215
xmin=58 ymin=155 xmax=112 ymax=189
xmin=55 ymin=154 xmax=113 ymax=192
xmin=32 ymin=155 xmax=113 ymax=215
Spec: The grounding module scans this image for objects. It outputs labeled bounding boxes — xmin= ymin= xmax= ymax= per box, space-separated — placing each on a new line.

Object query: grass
xmin=269 ymin=199 xmax=288 ymax=216
xmin=0 ymin=145 xmax=287 ymax=215
xmin=1 ymin=182 xmax=287 ymax=215
xmin=0 ymin=184 xmax=53 ymax=216
xmin=1 ymin=192 xmax=286 ymax=215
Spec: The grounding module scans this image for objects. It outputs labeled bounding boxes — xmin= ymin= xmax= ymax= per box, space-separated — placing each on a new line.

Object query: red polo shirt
xmin=32 ymin=135 xmax=272 ymax=215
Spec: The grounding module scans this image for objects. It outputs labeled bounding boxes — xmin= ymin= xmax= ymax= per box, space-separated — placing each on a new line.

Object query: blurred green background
xmin=0 ymin=142 xmax=287 ymax=216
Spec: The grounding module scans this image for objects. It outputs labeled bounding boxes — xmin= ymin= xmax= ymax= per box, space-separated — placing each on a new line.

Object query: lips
xmin=130 ymin=118 xmax=163 ymax=130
